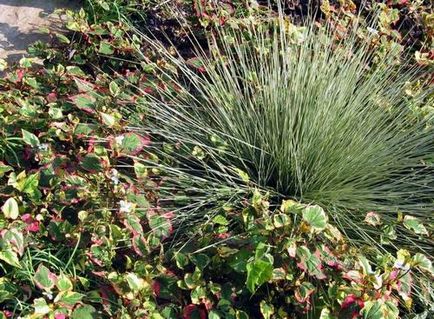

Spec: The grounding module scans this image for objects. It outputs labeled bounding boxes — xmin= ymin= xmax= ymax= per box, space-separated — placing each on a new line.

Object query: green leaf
xmin=0 ymin=58 xmax=7 ymax=72
xmin=302 ymin=205 xmax=328 ymax=232
xmin=75 ymin=123 xmax=96 ymax=135
xmin=14 ymin=172 xmax=40 ymax=199
xmin=319 ymin=308 xmax=336 ymax=319
xmin=99 ymin=41 xmax=115 ymax=55
xmin=19 ymin=57 xmax=33 ymax=68
xmin=212 ymin=215 xmax=229 ymax=226
xmin=74 ymin=78 xmax=95 ymax=93
xmin=56 ymin=291 xmax=84 ymax=306
xmin=66 ymin=21 xmax=80 ymax=31
xmin=228 ymin=249 xmax=250 ymax=273
xmin=412 ymin=253 xmax=434 ymax=274
xmin=22 ymin=129 xmax=40 ymax=147
xmin=273 ymin=213 xmax=290 ymax=228
xmin=34 ymin=264 xmax=56 ymax=292
xmin=364 ymin=211 xmax=382 ymax=226
xmin=120 ymin=133 xmax=149 ymax=155
xmin=175 ymin=252 xmax=189 ymax=269
xmin=186 ymin=57 xmax=205 ymax=69
xmin=132 ymin=235 xmax=148 ymax=256
xmin=24 ymin=77 xmax=40 ymax=89
xmin=209 ymin=310 xmax=222 ymax=319
xmin=71 ymin=305 xmax=97 ymax=319
xmin=183 ymin=268 xmax=203 ymax=289
xmin=0 ymin=278 xmax=18 ymax=303
xmin=126 ymin=272 xmax=146 ymax=291
xmin=124 ymin=213 xmax=143 ymax=235
xmin=33 ymin=297 xmax=50 ymax=315
xmin=66 ymin=66 xmax=85 ymax=76
xmin=280 ymin=199 xmax=303 ymax=214
xmin=295 ymin=281 xmax=315 ymax=303
xmin=361 ymin=300 xmax=399 ymax=319
xmin=70 ymin=93 xmax=96 ymax=112
xmin=234 ymin=168 xmax=249 ymax=183
xmin=2 ymin=198 xmax=19 ymax=220
xmin=99 ymin=1 xmax=110 ymax=10
xmin=236 ymin=311 xmax=249 ymax=319
xmin=403 ymin=215 xmax=428 ymax=235
xmin=246 ymin=258 xmax=273 ymax=293
xmin=149 ymin=215 xmax=171 ymax=239
xmin=100 ymin=112 xmax=116 ymax=127
xmin=133 ymin=161 xmax=148 ymax=178
xmin=3 ymin=229 xmax=24 ymax=256
xmin=109 ymin=81 xmax=120 ymax=96
xmin=48 ymin=107 xmax=63 ymax=119
xmin=80 ymin=154 xmax=103 ymax=172
xmin=56 ymin=33 xmax=71 ymax=44
xmin=127 ymin=193 xmax=149 ymax=210
xmin=260 ymin=300 xmax=274 ymax=319
xmin=0 ymin=163 xmax=13 ymax=178
xmin=358 ymin=255 xmax=373 ymax=275
xmin=254 ymin=242 xmax=268 ymax=260
xmin=190 ymin=254 xmax=210 ymax=271
xmin=0 ymin=250 xmax=21 ymax=268
xmin=56 ymin=273 xmax=73 ymax=292
xmin=162 ymin=306 xmax=177 ymax=319
xmin=191 ymin=286 xmax=207 ymax=304
xmin=296 ymin=246 xmax=325 ymax=279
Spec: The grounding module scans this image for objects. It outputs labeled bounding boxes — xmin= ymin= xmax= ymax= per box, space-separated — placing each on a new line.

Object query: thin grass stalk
xmin=123 ymin=0 xmax=434 ymax=259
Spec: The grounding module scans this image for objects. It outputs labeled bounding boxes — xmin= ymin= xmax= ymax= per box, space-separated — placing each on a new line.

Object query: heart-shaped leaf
xmin=302 ymin=205 xmax=328 ymax=232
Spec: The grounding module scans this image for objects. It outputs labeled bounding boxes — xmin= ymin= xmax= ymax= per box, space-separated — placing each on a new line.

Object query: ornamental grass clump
xmin=128 ymin=10 xmax=434 ymax=252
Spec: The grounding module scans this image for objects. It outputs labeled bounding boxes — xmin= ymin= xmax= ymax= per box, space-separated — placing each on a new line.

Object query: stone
xmin=0 ymin=0 xmax=78 ymax=62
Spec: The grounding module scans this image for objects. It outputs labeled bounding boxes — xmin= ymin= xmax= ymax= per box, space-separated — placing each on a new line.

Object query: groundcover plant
xmin=0 ymin=0 xmax=433 ymax=318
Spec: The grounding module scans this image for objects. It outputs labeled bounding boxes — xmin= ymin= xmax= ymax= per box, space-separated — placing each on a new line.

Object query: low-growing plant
xmin=4 ymin=190 xmax=432 ymax=318
xmin=0 ymin=1 xmax=433 ymax=318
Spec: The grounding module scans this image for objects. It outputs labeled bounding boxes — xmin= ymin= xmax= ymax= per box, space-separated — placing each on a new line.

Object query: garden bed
xmin=0 ymin=1 xmax=433 ymax=318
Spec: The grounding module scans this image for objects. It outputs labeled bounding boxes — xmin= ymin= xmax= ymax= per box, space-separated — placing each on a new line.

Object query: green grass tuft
xmin=128 ymin=12 xmax=434 ymax=252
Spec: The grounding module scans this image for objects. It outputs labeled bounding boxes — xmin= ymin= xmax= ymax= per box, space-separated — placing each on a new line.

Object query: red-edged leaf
xmin=124 ymin=214 xmax=143 ymax=235
xmin=294 ymin=281 xmax=315 ymax=304
xmin=70 ymin=93 xmax=96 ymax=114
xmin=119 ymin=133 xmax=150 ymax=155
xmin=296 ymin=246 xmax=326 ymax=279
xmin=34 ymin=264 xmax=57 ymax=292
xmin=73 ymin=78 xmax=95 ymax=93
xmin=80 ymin=154 xmax=103 ymax=172
xmin=149 ymin=214 xmax=172 ymax=239
xmin=342 ymin=270 xmax=363 ymax=283
xmin=132 ymin=235 xmax=148 ymax=256
xmin=364 ymin=211 xmax=382 ymax=226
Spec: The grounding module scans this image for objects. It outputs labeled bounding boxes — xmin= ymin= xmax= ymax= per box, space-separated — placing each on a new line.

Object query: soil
xmin=0 ymin=0 xmax=78 ymax=62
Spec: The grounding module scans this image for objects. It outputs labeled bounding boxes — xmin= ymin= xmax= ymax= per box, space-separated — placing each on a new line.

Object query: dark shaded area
xmin=0 ymin=22 xmax=50 ymax=51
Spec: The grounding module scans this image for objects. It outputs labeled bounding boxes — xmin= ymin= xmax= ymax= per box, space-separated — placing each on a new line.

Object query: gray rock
xmin=0 ymin=0 xmax=78 ymax=62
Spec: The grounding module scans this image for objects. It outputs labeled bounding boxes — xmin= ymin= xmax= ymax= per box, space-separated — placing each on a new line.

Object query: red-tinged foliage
xmin=0 ymin=1 xmax=432 ymax=318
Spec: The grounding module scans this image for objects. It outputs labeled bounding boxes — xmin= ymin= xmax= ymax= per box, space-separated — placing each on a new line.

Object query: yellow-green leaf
xmin=302 ymin=205 xmax=328 ymax=232
xmin=2 ymin=198 xmax=19 ymax=220
xmin=22 ymin=129 xmax=40 ymax=147
xmin=403 ymin=215 xmax=428 ymax=235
